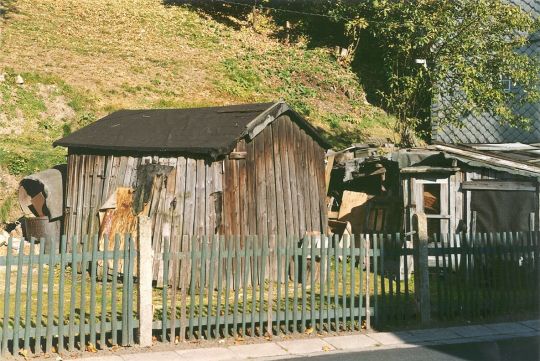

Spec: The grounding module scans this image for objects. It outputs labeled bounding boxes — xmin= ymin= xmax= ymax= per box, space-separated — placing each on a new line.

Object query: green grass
xmin=0 ymin=195 xmax=15 ymax=224
xmin=0 ymin=138 xmax=66 ymax=176
xmin=0 ymin=0 xmax=398 ymax=221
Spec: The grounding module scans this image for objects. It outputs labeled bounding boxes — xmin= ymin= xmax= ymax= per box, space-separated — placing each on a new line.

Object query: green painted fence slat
xmin=68 ymin=236 xmax=78 ymax=350
xmin=199 ymin=236 xmax=207 ymax=339
xmin=373 ymin=235 xmax=378 ymax=327
xmin=349 ymin=234 xmax=355 ymax=330
xmin=251 ymin=236 xmax=258 ymax=336
xmin=300 ymin=236 xmax=307 ymax=332
xmin=45 ymin=237 xmax=57 ymax=353
xmin=23 ymin=238 xmax=36 ymax=352
xmin=128 ymin=235 xmax=136 ymax=345
xmin=259 ymin=236 xmax=267 ymax=336
xmin=379 ymin=234 xmax=385 ymax=325
xmin=121 ymin=235 xmax=129 ymax=346
xmin=241 ymin=238 xmax=250 ymax=336
xmin=1 ymin=237 xmax=13 ymax=356
xmin=233 ymin=236 xmax=241 ymax=337
xmin=207 ymin=236 xmax=217 ymax=339
xmin=319 ymin=235 xmax=326 ymax=332
xmin=326 ymin=237 xmax=332 ymax=331
xmin=341 ymin=237 xmax=347 ymax=330
xmin=58 ymin=236 xmax=67 ymax=352
xmin=100 ymin=236 xmax=108 ymax=349
xmin=12 ymin=236 xmax=25 ymax=355
xmin=310 ymin=236 xmax=316 ymax=330
xmin=333 ymin=236 xmax=339 ymax=331
xmin=89 ymin=235 xmax=99 ymax=347
xmin=358 ymin=235 xmax=365 ymax=330
xmin=276 ymin=237 xmax=283 ymax=335
xmin=293 ymin=238 xmax=299 ymax=333
xmin=161 ymin=236 xmax=170 ymax=342
xmin=111 ymin=235 xmax=120 ymax=346
xmin=223 ymin=236 xmax=231 ymax=337
xmin=284 ymin=236 xmax=290 ymax=334
xmin=188 ymin=236 xmax=196 ymax=339
xmin=215 ymin=237 xmax=224 ymax=338
xmin=80 ymin=235 xmax=89 ymax=349
xmin=35 ymin=238 xmax=46 ymax=353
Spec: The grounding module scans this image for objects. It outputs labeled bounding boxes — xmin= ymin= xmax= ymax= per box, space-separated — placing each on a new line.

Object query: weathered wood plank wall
xmin=221 ymin=114 xmax=327 ymax=239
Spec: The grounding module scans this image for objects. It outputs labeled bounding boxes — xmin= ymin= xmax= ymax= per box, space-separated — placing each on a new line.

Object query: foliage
xmin=334 ymin=0 xmax=540 ymax=145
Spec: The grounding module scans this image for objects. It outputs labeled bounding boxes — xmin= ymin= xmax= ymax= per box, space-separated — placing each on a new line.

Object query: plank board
xmin=276 ymin=118 xmax=294 ymax=238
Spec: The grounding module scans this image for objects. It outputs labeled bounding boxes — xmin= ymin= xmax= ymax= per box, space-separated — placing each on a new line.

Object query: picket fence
xmin=1 ymin=231 xmax=539 ymax=356
xmin=153 ymin=234 xmax=378 ymax=342
xmin=378 ymin=231 xmax=540 ymax=324
xmin=0 ymin=235 xmax=136 ymax=356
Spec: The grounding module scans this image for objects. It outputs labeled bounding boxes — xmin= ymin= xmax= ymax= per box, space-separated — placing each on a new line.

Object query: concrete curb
xmin=69 ymin=319 xmax=540 ymax=361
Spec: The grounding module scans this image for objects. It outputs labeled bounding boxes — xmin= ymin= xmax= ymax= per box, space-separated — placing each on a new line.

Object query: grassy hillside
xmin=0 ymin=0 xmax=395 ymax=223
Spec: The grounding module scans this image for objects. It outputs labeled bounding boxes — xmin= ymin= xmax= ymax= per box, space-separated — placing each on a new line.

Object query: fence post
xmin=137 ymin=216 xmax=153 ymax=347
xmin=412 ymin=212 xmax=430 ymax=324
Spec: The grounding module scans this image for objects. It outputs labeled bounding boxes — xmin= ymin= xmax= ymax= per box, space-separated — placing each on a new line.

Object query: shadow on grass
xmin=161 ymin=0 xmax=347 ymax=49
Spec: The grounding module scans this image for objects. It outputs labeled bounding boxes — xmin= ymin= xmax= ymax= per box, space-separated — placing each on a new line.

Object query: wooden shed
xmin=53 ymin=101 xmax=330 ymax=264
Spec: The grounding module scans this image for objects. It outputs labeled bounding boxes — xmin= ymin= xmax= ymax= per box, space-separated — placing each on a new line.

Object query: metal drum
xmin=22 ymin=216 xmax=61 ymax=253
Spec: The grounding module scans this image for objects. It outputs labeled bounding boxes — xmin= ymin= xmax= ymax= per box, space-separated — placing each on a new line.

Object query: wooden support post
xmin=325 ymin=153 xmax=335 ymax=194
xmin=137 ymin=216 xmax=153 ymax=347
xmin=412 ymin=211 xmax=430 ymax=324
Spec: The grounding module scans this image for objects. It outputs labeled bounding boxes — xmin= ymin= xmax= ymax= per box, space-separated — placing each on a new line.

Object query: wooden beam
xmin=325 ymin=154 xmax=335 ymax=194
xmin=434 ymin=144 xmax=540 ymax=175
xmin=351 ymin=167 xmax=386 ymax=178
xmin=229 ymin=151 xmax=247 ymax=160
xmin=400 ymin=166 xmax=459 ymax=174
xmin=461 ymin=180 xmax=536 ymax=191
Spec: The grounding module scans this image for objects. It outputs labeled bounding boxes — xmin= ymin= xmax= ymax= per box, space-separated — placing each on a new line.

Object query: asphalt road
xmin=283 ymin=336 xmax=540 ymax=361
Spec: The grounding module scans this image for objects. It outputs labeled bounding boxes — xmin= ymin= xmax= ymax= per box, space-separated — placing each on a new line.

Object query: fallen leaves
xmin=322 ymin=345 xmax=332 ymax=352
xmin=18 ymin=349 xmax=29 ymax=358
xmin=86 ymin=342 xmax=98 ymax=353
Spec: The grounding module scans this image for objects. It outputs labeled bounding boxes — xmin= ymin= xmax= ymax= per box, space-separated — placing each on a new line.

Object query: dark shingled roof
xmin=54 ymin=101 xmax=330 ymax=157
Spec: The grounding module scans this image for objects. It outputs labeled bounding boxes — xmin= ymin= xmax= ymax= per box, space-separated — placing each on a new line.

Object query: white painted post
xmin=137 ymin=216 xmax=153 ymax=347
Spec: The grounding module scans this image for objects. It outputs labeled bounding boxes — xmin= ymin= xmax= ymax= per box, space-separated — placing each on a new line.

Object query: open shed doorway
xmin=412 ymin=176 xmax=451 ymax=238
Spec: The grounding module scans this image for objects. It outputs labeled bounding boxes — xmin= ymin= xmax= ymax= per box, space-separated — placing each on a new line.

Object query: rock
xmin=0 ymin=73 xmax=5 ymax=82
xmin=0 ymin=230 xmax=9 ymax=246
xmin=15 ymin=74 xmax=24 ymax=85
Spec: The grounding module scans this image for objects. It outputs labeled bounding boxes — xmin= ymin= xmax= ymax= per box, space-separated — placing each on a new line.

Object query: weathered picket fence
xmin=377 ymin=231 xmax=540 ymax=325
xmin=152 ymin=234 xmax=379 ymax=342
xmin=1 ymin=229 xmax=539 ymax=356
xmin=0 ymin=234 xmax=137 ymax=356
xmin=0 ymin=231 xmax=380 ymax=356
